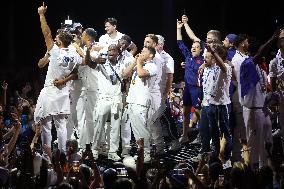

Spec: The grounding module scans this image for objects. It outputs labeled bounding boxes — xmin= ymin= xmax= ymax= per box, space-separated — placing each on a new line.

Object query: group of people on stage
xmin=35 ymin=3 xmax=175 ymax=163
xmin=34 ymin=2 xmax=284 ymax=170
xmin=176 ymin=14 xmax=284 ymax=170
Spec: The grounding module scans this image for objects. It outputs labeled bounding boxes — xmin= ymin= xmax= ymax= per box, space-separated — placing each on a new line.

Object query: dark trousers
xmin=208 ymin=104 xmax=232 ymax=160
xmin=160 ymin=105 xmax=180 ymax=140
xmin=199 ymin=106 xmax=211 ymax=153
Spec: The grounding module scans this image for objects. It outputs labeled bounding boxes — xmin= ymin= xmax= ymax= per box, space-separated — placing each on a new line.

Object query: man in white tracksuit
xmin=240 ymin=33 xmax=278 ymax=168
xmin=121 ymin=46 xmax=158 ymax=162
xmin=92 ymin=44 xmax=124 ymax=161
xmin=66 ymin=49 xmax=86 ymax=144
xmin=67 ymin=28 xmax=99 ymax=150
xmin=143 ymin=34 xmax=166 ymax=155
xmin=35 ymin=4 xmax=82 ymax=154
xmin=117 ymin=35 xmax=135 ymax=155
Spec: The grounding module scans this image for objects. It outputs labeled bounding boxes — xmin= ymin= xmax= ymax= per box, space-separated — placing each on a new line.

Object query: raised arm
xmin=6 ymin=113 xmax=21 ymax=156
xmin=136 ymin=55 xmax=150 ymax=78
xmin=122 ymin=61 xmax=136 ymax=79
xmin=122 ymin=55 xmax=138 ymax=79
xmin=177 ymin=20 xmax=183 ymax=40
xmin=128 ymin=41 xmax=138 ymax=56
xmin=206 ymin=44 xmax=227 ymax=72
xmin=38 ymin=2 xmax=54 ymax=51
xmin=253 ymin=29 xmax=280 ymax=63
xmin=84 ymin=46 xmax=98 ymax=69
xmin=182 ymin=15 xmax=200 ymax=42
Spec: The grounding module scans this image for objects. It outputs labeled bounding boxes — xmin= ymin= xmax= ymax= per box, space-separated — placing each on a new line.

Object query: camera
xmin=61 ymin=19 xmax=83 ymax=36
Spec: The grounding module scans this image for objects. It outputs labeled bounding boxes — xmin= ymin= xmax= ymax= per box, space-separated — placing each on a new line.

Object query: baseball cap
xmin=226 ymin=34 xmax=238 ymax=43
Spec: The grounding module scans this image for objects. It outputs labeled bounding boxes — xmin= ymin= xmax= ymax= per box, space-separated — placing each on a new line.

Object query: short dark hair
xmin=104 ymin=17 xmax=118 ymax=26
xmin=146 ymin=34 xmax=158 ymax=45
xmin=121 ymin=35 xmax=132 ymax=45
xmin=146 ymin=46 xmax=156 ymax=56
xmin=58 ymin=31 xmax=74 ymax=47
xmin=108 ymin=44 xmax=119 ymax=51
xmin=234 ymin=34 xmax=249 ymax=48
xmin=84 ymin=28 xmax=97 ymax=41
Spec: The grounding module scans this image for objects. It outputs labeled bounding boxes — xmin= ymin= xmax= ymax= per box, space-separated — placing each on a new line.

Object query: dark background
xmin=2 ymin=0 xmax=283 ymax=89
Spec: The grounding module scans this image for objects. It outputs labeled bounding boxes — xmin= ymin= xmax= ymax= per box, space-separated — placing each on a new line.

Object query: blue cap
xmin=226 ymin=34 xmax=237 ymax=43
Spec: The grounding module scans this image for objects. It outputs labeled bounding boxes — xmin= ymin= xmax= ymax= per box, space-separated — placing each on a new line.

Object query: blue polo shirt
xmin=177 ymin=40 xmax=204 ymax=86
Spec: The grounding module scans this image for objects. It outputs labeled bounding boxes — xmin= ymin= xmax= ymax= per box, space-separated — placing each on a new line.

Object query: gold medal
xmin=132 ymin=79 xmax=136 ymax=85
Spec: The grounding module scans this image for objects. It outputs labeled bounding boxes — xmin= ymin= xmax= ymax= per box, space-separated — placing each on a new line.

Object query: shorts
xmin=183 ymin=84 xmax=201 ymax=109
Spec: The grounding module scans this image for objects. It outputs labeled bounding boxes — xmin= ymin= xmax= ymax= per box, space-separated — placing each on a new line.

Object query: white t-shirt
xmin=202 ymin=66 xmax=214 ymax=106
xmin=98 ymin=31 xmax=124 ymax=54
xmin=208 ymin=64 xmax=232 ymax=105
xmin=126 ymin=60 xmax=158 ymax=106
xmin=74 ymin=46 xmax=100 ymax=92
xmin=120 ymin=50 xmax=135 ymax=68
xmin=160 ymin=50 xmax=174 ymax=74
xmin=231 ymin=50 xmax=249 ymax=105
xmin=157 ymin=51 xmax=174 ymax=95
xmin=34 ymin=45 xmax=82 ymax=122
xmin=97 ymin=60 xmax=124 ymax=98
xmin=242 ymin=65 xmax=267 ymax=108
xmin=45 ymin=45 xmax=82 ymax=87
xmin=269 ymin=50 xmax=284 ymax=83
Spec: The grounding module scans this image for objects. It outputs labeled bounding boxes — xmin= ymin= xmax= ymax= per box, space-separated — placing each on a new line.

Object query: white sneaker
xmin=179 ymin=135 xmax=189 ymax=143
xmin=169 ymin=140 xmax=181 ymax=151
xmin=108 ymin=152 xmax=121 ymax=161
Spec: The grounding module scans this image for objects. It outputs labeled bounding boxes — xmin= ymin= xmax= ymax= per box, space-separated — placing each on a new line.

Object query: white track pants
xmin=243 ymin=107 xmax=272 ymax=168
xmin=122 ymin=104 xmax=151 ymax=153
xmin=66 ymin=90 xmax=86 ymax=142
xmin=41 ymin=114 xmax=68 ymax=153
xmin=92 ymin=98 xmax=121 ymax=153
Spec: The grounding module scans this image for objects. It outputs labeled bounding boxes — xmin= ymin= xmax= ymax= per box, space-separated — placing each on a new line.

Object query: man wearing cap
xmin=223 ymin=33 xmax=237 ymax=61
